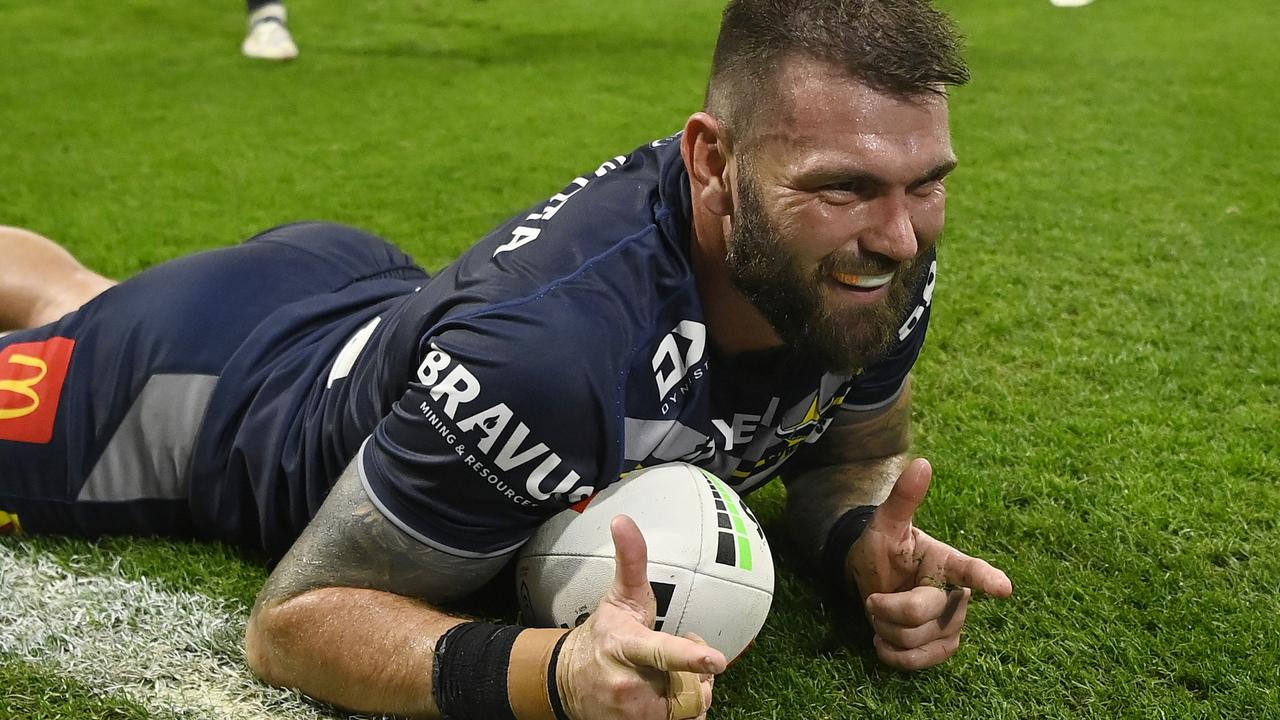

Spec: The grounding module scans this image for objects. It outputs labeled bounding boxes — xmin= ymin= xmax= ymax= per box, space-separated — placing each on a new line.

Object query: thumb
xmin=608 ymin=515 xmax=656 ymax=618
xmin=871 ymin=458 xmax=932 ymax=531
xmin=617 ymin=628 xmax=727 ymax=675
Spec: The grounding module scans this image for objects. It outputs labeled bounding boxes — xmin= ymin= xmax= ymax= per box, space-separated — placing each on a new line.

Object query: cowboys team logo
xmin=0 ymin=337 xmax=75 ymax=444
xmin=773 ymin=386 xmax=848 ymax=446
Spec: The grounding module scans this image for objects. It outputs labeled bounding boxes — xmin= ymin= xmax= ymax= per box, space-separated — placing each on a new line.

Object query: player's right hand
xmin=848 ymin=458 xmax=1013 ymax=671
xmin=556 ymin=515 xmax=726 ymax=720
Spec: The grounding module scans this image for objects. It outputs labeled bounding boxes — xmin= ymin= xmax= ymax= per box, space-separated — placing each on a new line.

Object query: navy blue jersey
xmin=354 ymin=134 xmax=936 ymax=558
xmin=0 ymin=223 xmax=429 ymax=555
xmin=0 ymin=136 xmax=934 ymax=559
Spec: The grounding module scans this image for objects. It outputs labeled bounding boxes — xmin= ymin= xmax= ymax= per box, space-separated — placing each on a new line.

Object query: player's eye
xmin=910 ymin=179 xmax=946 ymax=198
xmin=820 ymin=179 xmax=876 ymax=199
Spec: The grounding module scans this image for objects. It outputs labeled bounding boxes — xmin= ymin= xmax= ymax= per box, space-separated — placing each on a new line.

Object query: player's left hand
xmin=556 ymin=515 xmax=722 ymax=720
xmin=846 ymin=458 xmax=1013 ymax=671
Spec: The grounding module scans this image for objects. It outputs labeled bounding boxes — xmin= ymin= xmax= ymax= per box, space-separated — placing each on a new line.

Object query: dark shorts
xmin=0 ymin=222 xmax=427 ymax=541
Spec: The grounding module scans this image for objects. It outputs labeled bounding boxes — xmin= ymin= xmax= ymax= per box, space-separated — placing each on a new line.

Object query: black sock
xmin=247 ymin=0 xmax=282 ymax=14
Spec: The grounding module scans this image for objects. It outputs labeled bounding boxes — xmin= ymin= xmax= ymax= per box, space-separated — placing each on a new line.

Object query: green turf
xmin=2 ymin=0 xmax=1278 ymax=718
xmin=0 ymin=661 xmax=152 ymax=720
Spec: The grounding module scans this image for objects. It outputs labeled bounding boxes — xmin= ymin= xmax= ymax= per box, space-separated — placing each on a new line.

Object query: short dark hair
xmin=706 ymin=0 xmax=969 ymax=145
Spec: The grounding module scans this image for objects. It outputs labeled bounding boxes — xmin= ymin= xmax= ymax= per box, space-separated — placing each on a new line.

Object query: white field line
xmin=0 ymin=543 xmax=378 ymax=720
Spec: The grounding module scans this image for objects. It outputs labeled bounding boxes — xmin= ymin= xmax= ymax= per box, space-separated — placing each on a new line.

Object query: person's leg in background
xmin=242 ymin=0 xmax=298 ymax=61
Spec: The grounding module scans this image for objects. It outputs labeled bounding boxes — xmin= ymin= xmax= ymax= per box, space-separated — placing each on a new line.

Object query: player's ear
xmin=681 ymin=112 xmax=734 ymax=218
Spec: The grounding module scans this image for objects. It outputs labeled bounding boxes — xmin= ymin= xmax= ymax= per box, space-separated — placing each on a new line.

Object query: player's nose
xmin=861 ymin=193 xmax=917 ymax=262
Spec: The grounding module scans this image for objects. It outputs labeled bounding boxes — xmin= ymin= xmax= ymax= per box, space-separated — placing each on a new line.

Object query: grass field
xmin=2 ymin=0 xmax=1278 ymax=718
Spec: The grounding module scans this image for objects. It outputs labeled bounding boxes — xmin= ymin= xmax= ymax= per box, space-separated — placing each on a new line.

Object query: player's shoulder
xmin=452 ymin=134 xmax=691 ymax=290
xmin=412 ymin=134 xmax=695 ymax=352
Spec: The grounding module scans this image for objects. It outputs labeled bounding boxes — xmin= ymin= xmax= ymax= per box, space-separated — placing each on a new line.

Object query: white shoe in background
xmin=241 ymin=3 xmax=299 ymax=61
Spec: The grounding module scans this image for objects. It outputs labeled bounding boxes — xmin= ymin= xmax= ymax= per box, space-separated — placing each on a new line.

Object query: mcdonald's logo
xmin=0 ymin=337 xmax=75 ymax=444
xmin=0 ymin=354 xmax=48 ymax=420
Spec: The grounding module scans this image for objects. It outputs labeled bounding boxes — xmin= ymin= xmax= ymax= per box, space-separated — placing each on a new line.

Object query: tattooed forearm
xmin=782 ymin=378 xmax=914 ymax=567
xmin=783 ymin=455 xmax=909 ymax=567
xmin=254 ymin=459 xmax=506 ymax=617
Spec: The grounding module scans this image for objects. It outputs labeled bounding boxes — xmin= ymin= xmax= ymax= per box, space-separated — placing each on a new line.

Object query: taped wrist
xmin=821 ymin=505 xmax=878 ymax=598
xmin=432 ymin=622 xmax=571 ymax=720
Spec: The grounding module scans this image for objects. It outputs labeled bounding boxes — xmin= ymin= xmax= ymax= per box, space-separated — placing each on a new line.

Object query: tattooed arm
xmin=244 ymin=457 xmax=508 ymax=718
xmin=244 ymin=453 xmax=726 ymax=720
xmin=782 ymin=376 xmax=913 ymax=573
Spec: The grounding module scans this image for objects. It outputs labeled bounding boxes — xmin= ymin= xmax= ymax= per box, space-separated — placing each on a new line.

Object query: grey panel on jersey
xmin=77 ymin=374 xmax=218 ymax=502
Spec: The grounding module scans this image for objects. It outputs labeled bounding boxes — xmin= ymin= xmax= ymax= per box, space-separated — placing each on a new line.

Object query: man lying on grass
xmin=0 ymin=1 xmax=1012 ymax=718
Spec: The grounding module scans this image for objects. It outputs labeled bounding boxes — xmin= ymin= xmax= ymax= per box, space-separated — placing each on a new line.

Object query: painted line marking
xmin=0 ymin=542 xmax=367 ymax=719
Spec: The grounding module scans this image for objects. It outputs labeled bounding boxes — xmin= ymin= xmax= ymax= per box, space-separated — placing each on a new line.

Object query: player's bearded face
xmin=725 ymin=164 xmax=927 ymax=372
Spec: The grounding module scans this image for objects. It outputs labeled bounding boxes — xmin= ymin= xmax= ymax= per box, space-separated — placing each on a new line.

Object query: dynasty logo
xmin=0 ymin=337 xmax=75 ymax=444
xmin=652 ymin=320 xmax=707 ymax=413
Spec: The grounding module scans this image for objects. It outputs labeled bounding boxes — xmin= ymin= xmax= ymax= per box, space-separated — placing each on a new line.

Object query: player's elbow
xmin=244 ymin=599 xmax=300 ymax=688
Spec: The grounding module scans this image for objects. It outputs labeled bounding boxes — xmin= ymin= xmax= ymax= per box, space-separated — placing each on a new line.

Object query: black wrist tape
xmin=545 ymin=630 xmax=572 ymax=720
xmin=821 ymin=505 xmax=878 ymax=598
xmin=433 ymin=622 xmax=523 ymax=720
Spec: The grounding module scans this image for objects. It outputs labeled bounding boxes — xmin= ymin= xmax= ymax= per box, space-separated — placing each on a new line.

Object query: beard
xmin=724 ymin=170 xmax=929 ymax=372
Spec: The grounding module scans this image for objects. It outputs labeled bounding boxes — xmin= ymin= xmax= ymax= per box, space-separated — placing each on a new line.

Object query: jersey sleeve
xmin=360 ymin=307 xmax=622 ymax=558
xmin=840 ymin=249 xmax=938 ymax=413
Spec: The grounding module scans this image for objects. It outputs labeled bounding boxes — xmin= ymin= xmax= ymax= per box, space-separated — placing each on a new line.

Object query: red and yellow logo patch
xmin=0 ymin=510 xmax=22 ymax=536
xmin=0 ymin=337 xmax=75 ymax=444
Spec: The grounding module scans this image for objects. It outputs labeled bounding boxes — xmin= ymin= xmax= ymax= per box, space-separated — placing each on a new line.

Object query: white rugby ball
xmin=515 ymin=462 xmax=774 ymax=661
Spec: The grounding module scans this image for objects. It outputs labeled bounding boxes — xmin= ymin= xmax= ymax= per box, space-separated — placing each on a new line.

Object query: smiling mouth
xmin=831 ymin=271 xmax=894 ymax=289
